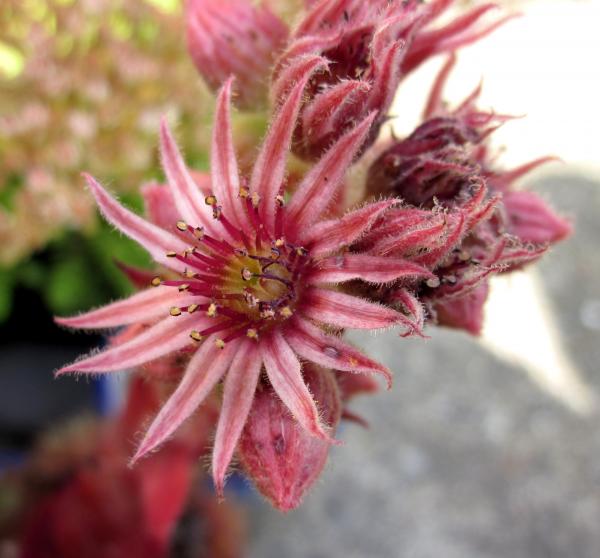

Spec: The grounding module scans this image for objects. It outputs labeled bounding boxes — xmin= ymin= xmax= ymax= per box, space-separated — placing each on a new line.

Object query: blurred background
xmin=1 ymin=0 xmax=599 ymax=556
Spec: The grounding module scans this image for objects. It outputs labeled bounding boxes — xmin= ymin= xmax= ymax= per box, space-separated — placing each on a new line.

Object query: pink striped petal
xmin=249 ymin=55 xmax=326 ymax=232
xmin=84 ymin=174 xmax=188 ymax=272
xmin=286 ymin=112 xmax=377 ymax=237
xmin=56 ymin=313 xmax=205 ymax=375
xmin=55 ymin=287 xmax=201 ymax=329
xmin=261 ymin=330 xmax=334 ymax=442
xmin=301 ymin=199 xmax=397 ymax=257
xmin=310 ymin=254 xmax=434 ymax=284
xmin=301 ymin=287 xmax=404 ymax=330
xmin=286 ymin=318 xmax=392 ymax=389
xmin=159 ymin=118 xmax=216 ymax=232
xmin=212 ymin=339 xmax=262 ymax=496
xmin=211 ymin=78 xmax=249 ymax=229
xmin=132 ymin=336 xmax=239 ymax=463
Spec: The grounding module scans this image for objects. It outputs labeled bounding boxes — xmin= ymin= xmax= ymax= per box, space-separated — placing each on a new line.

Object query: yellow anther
xmin=241 ymin=268 xmax=253 ymax=281
xmin=151 ymin=276 xmax=161 ymax=287
xmin=170 ymin=307 xmax=182 ymax=317
xmin=176 ymin=220 xmax=188 ymax=231
xmin=184 ymin=269 xmax=197 ymax=279
xmin=274 ymin=238 xmax=285 ymax=247
xmin=251 ymin=192 xmax=260 ymax=208
xmin=190 ymin=330 xmax=203 ymax=342
xmin=246 ymin=328 xmax=259 ymax=339
xmin=207 ymin=303 xmax=218 ymax=317
xmin=215 ymin=338 xmax=226 ymax=350
xmin=205 ymin=194 xmax=217 ymax=206
xmin=279 ymin=306 xmax=293 ymax=318
xmin=178 ymin=284 xmax=190 ymax=292
xmin=296 ymin=246 xmax=308 ymax=257
xmin=193 ymin=227 xmax=205 ymax=239
xmin=188 ymin=304 xmax=199 ymax=314
xmin=166 ymin=251 xmax=177 ymax=258
xmin=275 ymin=194 xmax=285 ymax=207
xmin=239 ymin=186 xmax=250 ymax=199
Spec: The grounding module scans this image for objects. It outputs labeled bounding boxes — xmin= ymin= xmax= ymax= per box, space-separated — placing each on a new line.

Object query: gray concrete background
xmin=247 ymin=173 xmax=600 ymax=558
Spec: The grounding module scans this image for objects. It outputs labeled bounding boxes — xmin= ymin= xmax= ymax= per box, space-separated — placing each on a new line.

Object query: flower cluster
xmin=56 ymin=0 xmax=570 ymax=511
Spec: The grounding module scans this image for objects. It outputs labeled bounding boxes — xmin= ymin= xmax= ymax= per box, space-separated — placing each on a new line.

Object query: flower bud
xmin=186 ymin=0 xmax=288 ymax=108
xmin=238 ymin=365 xmax=341 ymax=511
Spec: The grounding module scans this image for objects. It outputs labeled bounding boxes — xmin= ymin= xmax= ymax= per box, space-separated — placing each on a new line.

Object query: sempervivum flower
xmin=361 ymin=56 xmax=570 ymax=335
xmin=186 ymin=0 xmax=289 ymax=108
xmin=56 ymin=70 xmax=433 ymax=498
xmin=272 ymin=0 xmax=511 ymax=159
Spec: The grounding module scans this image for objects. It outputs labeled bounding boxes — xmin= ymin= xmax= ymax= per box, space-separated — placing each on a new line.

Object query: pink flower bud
xmin=186 ymin=0 xmax=288 ymax=108
xmin=238 ymin=365 xmax=341 ymax=511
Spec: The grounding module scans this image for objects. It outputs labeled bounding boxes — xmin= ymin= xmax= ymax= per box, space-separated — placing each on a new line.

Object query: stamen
xmin=166 ymin=251 xmax=177 ymax=258
xmin=246 ymin=328 xmax=259 ymax=339
xmin=241 ymin=268 xmax=253 ymax=281
xmin=178 ymin=284 xmax=190 ymax=291
xmin=176 ymin=220 xmax=188 ymax=231
xmin=170 ymin=307 xmax=182 ymax=317
xmin=215 ymin=339 xmax=226 ymax=350
xmin=188 ymin=304 xmax=199 ymax=314
xmin=205 ymin=195 xmax=218 ymax=206
xmin=279 ymin=306 xmax=293 ymax=318
xmin=190 ymin=330 xmax=204 ymax=342
xmin=207 ymin=303 xmax=218 ymax=317
xmin=151 ymin=276 xmax=161 ymax=287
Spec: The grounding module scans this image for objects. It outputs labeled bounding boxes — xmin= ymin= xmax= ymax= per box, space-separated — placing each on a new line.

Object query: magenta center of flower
xmin=159 ymin=191 xmax=311 ymax=347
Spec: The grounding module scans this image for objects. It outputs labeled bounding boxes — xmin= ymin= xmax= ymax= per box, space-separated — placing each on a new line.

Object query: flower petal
xmin=55 ymin=287 xmax=202 ymax=329
xmin=286 ymin=318 xmax=392 ymax=389
xmin=211 ymin=78 xmax=250 ymax=230
xmin=56 ymin=313 xmax=205 ymax=375
xmin=301 ymin=287 xmax=403 ymax=330
xmin=301 ymin=199 xmax=397 ymax=257
xmin=261 ymin=330 xmax=334 ymax=442
xmin=249 ymin=55 xmax=326 ymax=232
xmin=159 ymin=118 xmax=216 ymax=231
xmin=140 ymin=182 xmax=181 ymax=232
xmin=212 ymin=339 xmax=262 ymax=496
xmin=132 ymin=336 xmax=239 ymax=463
xmin=84 ymin=174 xmax=188 ymax=272
xmin=310 ymin=254 xmax=434 ymax=284
xmin=286 ymin=112 xmax=377 ymax=237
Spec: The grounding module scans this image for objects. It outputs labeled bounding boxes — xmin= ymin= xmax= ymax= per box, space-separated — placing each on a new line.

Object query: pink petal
xmin=434 ymin=283 xmax=489 ymax=336
xmin=55 ymin=287 xmax=201 ymax=329
xmin=211 ymin=78 xmax=249 ymax=229
xmin=503 ymin=191 xmax=572 ymax=245
xmin=140 ymin=182 xmax=180 ymax=232
xmin=212 ymin=339 xmax=262 ymax=496
xmin=301 ymin=199 xmax=397 ymax=257
xmin=132 ymin=336 xmax=239 ymax=463
xmin=84 ymin=174 xmax=188 ymax=272
xmin=423 ymin=53 xmax=457 ymax=119
xmin=286 ymin=112 xmax=377 ymax=237
xmin=301 ymin=287 xmax=404 ymax=330
xmin=310 ymin=254 xmax=434 ymax=284
xmin=249 ymin=55 xmax=326 ymax=233
xmin=286 ymin=317 xmax=392 ymax=389
xmin=300 ymin=80 xmax=371 ymax=146
xmin=261 ymin=330 xmax=334 ymax=442
xmin=56 ymin=313 xmax=204 ymax=375
xmin=159 ymin=118 xmax=216 ymax=232
xmin=272 ymin=34 xmax=340 ymax=99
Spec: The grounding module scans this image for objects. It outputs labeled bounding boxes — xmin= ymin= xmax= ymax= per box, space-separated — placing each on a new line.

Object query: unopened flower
xmin=238 ymin=364 xmax=341 ymax=511
xmin=272 ymin=0 xmax=511 ymax=159
xmin=186 ymin=0 xmax=289 ymax=108
xmin=361 ymin=55 xmax=570 ymax=335
xmin=56 ymin=71 xmax=431 ymax=502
